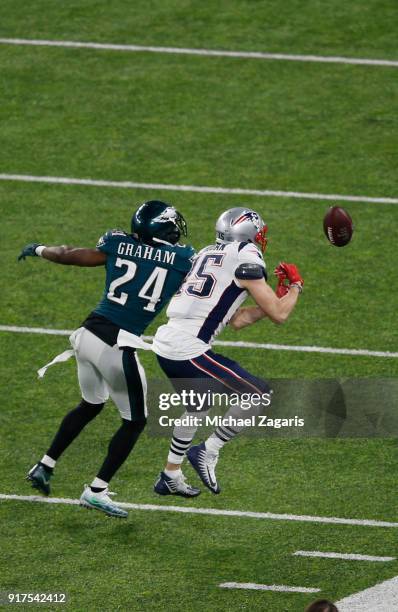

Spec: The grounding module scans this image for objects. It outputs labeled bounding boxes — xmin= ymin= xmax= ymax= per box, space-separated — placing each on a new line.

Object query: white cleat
xmin=79 ymin=485 xmax=128 ymax=518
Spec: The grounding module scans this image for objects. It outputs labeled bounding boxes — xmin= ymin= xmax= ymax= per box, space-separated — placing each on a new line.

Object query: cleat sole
xmin=79 ymin=499 xmax=127 ymax=519
xmin=153 ymin=486 xmax=201 ymax=498
xmin=26 ymin=475 xmax=50 ymax=496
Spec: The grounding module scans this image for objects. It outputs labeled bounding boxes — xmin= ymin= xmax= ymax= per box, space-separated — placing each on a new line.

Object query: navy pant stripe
xmin=157 ymin=350 xmax=269 ymax=397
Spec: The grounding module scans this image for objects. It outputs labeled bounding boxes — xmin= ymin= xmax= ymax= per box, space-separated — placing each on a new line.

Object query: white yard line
xmin=1 ymin=324 xmax=397 ymax=359
xmin=211 ymin=339 xmax=398 ymax=359
xmin=294 ymin=550 xmax=396 ymax=562
xmin=219 ymin=582 xmax=320 ymax=593
xmin=336 ymin=575 xmax=398 ymax=611
xmin=1 ymin=173 xmax=398 ymax=205
xmin=0 ymin=494 xmax=397 ymax=527
xmin=0 ymin=325 xmax=72 ymax=336
xmin=0 ymin=37 xmax=398 ymax=69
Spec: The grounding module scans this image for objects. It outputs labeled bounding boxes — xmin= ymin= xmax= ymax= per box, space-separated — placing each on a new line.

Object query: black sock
xmin=46 ymin=399 xmax=104 ymax=460
xmin=90 ymin=486 xmax=106 ymax=493
xmin=97 ymin=418 xmax=146 ymax=483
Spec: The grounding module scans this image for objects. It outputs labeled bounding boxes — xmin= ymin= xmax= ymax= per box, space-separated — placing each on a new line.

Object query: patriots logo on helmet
xmin=231 ymin=210 xmax=261 ymax=231
xmin=153 ymin=207 xmax=179 ymax=225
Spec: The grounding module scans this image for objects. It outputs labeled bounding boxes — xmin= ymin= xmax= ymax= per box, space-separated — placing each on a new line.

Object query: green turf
xmin=2 ymin=182 xmax=398 ymax=359
xmin=0 ymin=3 xmax=397 ymax=610
xmin=1 ymin=502 xmax=397 ymax=611
xmin=1 ymin=0 xmax=398 ymax=59
xmin=1 ymin=45 xmax=398 ymax=197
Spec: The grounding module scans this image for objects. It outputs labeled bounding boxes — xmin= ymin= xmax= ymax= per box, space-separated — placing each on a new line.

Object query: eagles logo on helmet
xmin=152 ymin=207 xmax=181 ymax=224
xmin=132 ymin=200 xmax=187 ymax=245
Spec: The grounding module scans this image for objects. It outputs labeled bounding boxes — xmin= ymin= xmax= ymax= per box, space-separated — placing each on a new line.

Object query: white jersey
xmin=153 ymin=241 xmax=266 ymax=359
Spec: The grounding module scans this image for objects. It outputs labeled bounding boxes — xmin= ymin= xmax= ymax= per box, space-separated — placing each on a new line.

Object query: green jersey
xmin=94 ymin=229 xmax=194 ymax=335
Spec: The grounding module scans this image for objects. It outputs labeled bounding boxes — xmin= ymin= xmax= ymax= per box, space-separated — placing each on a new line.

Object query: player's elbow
xmin=229 ymin=318 xmax=242 ymax=331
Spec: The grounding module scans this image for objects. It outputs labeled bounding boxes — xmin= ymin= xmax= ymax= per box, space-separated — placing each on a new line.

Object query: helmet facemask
xmin=152 ymin=208 xmax=187 ymax=244
xmin=254 ymin=224 xmax=268 ymax=253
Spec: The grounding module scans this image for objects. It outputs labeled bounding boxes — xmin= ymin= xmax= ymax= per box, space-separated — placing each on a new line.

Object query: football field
xmin=0 ymin=2 xmax=397 ymax=610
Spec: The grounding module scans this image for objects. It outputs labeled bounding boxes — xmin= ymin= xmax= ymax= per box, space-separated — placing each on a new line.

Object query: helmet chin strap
xmin=152 ymin=236 xmax=174 ymax=246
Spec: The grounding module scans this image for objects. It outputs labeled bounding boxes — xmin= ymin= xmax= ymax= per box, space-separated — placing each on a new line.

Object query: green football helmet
xmin=131 ymin=200 xmax=187 ymax=245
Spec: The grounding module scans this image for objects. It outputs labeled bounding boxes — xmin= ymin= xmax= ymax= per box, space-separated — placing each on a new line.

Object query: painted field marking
xmin=0 ymin=37 xmax=398 ymax=69
xmin=1 ymin=173 xmax=398 ymax=205
xmin=219 ymin=582 xmax=320 ymax=593
xmin=0 ymin=494 xmax=397 ymax=528
xmin=294 ymin=550 xmax=396 ymax=562
xmin=336 ymin=575 xmax=398 ymax=611
xmin=1 ymin=324 xmax=397 ymax=359
xmin=0 ymin=325 xmax=72 ymax=337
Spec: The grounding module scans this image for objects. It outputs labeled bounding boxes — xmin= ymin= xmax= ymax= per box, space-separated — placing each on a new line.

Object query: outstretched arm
xmin=230 ymin=262 xmax=304 ymax=328
xmin=18 ymin=243 xmax=106 ymax=267
xmin=238 ymin=278 xmax=300 ymax=325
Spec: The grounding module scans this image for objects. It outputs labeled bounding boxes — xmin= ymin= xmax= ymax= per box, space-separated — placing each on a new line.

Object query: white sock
xmin=40 ymin=454 xmax=56 ymax=469
xmin=90 ymin=477 xmax=108 ymax=490
xmin=205 ymin=434 xmax=225 ymax=454
xmin=164 ymin=468 xmax=182 ymax=479
xmin=167 ymin=434 xmax=193 ymax=465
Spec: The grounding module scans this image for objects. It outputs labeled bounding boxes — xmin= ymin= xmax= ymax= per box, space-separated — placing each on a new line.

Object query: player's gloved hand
xmin=274 ymin=262 xmax=304 ymax=287
xmin=18 ymin=243 xmax=43 ymax=261
xmin=275 ymin=278 xmax=289 ymax=298
xmin=274 ymin=266 xmax=289 ymax=298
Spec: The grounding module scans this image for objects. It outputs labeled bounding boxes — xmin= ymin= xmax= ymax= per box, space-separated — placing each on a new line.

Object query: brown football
xmin=323 ymin=206 xmax=353 ymax=247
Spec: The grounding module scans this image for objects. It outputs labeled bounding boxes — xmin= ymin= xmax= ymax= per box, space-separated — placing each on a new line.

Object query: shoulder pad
xmin=238 ymin=241 xmax=250 ymax=252
xmin=173 ymin=243 xmax=195 ymax=258
xmin=109 ymin=228 xmax=127 ymax=236
xmin=96 ymin=229 xmax=126 ymax=248
xmin=235 ymin=263 xmax=266 ymax=280
xmin=186 ymin=245 xmax=196 ymax=261
xmin=238 ymin=241 xmax=263 ymax=259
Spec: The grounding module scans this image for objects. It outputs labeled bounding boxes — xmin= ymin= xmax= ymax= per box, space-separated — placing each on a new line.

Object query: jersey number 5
xmin=107 ymin=257 xmax=168 ymax=312
xmin=185 ymin=253 xmax=225 ymax=298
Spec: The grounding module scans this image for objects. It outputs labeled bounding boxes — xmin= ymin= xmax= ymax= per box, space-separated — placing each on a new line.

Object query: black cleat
xmin=154 ymin=471 xmax=201 ymax=498
xmin=26 ymin=463 xmax=52 ymax=496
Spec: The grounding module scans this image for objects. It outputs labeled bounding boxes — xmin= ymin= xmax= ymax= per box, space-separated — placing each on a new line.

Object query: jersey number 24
xmin=107 ymin=257 xmax=168 ymax=312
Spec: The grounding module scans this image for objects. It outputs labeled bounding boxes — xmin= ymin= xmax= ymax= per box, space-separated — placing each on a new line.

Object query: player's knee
xmin=256 ymin=379 xmax=271 ymax=396
xmin=79 ymin=399 xmax=105 ymax=419
xmin=122 ymin=418 xmax=147 ymax=433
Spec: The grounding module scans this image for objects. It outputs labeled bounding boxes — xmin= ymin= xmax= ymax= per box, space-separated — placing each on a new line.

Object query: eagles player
xmin=153 ymin=207 xmax=304 ymax=496
xmin=18 ymin=200 xmax=195 ymax=518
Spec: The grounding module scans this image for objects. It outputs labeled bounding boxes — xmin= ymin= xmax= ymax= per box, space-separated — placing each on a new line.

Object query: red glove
xmin=274 ymin=263 xmax=303 ymax=298
xmin=274 ymin=262 xmax=304 ymax=286
xmin=275 ymin=283 xmax=289 ymax=298
xmin=275 ymin=274 xmax=289 ymax=298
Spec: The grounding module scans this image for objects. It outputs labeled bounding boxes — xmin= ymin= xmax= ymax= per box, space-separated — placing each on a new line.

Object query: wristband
xmin=35 ymin=245 xmax=46 ymax=257
xmin=290 ymin=282 xmax=303 ymax=294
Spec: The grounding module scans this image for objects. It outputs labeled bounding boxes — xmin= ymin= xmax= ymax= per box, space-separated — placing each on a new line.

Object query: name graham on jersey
xmin=158 ymin=415 xmax=305 ymax=428
xmin=117 ymin=242 xmax=176 ymax=264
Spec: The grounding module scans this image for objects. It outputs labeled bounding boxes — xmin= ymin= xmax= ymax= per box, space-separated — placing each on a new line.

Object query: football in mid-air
xmin=323 ymin=206 xmax=353 ymax=247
